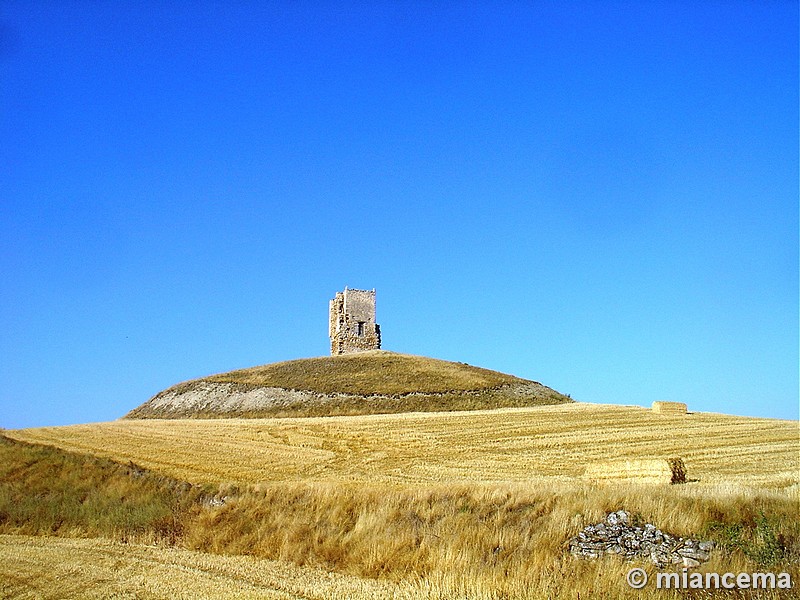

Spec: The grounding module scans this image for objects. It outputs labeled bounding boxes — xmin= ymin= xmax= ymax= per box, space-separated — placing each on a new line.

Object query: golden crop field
xmin=3 ymin=402 xmax=799 ymax=599
xmin=7 ymin=402 xmax=798 ymax=489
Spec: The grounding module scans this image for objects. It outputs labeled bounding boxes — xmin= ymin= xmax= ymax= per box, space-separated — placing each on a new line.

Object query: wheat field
xmin=7 ymin=403 xmax=798 ymax=488
xmin=3 ymin=402 xmax=799 ymax=599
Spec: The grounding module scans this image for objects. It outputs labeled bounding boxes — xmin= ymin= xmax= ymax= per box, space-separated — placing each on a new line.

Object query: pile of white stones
xmin=568 ymin=510 xmax=714 ymax=568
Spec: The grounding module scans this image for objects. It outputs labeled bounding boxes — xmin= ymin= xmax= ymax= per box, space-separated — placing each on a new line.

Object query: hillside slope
xmin=0 ymin=434 xmax=199 ymax=540
xmin=126 ymin=351 xmax=571 ymax=419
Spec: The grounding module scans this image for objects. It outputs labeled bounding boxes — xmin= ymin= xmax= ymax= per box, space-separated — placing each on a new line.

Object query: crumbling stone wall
xmin=329 ymin=288 xmax=381 ymax=355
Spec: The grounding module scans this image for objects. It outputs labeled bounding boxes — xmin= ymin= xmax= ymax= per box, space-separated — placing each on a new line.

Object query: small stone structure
xmin=569 ymin=510 xmax=714 ymax=568
xmin=652 ymin=401 xmax=688 ymax=415
xmin=329 ymin=288 xmax=381 ymax=355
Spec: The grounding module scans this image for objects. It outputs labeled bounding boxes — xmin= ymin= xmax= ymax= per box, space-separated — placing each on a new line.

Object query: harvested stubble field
xmin=8 ymin=403 xmax=798 ymax=487
xmin=2 ymin=402 xmax=799 ymax=599
xmin=0 ymin=534 xmax=409 ymax=600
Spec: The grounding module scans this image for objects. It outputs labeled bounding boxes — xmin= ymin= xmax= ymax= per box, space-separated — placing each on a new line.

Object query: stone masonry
xmin=329 ymin=288 xmax=381 ymax=355
xmin=568 ymin=510 xmax=714 ymax=568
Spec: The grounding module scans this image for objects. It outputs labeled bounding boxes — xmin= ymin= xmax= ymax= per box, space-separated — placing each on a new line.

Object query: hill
xmin=126 ymin=350 xmax=572 ymax=419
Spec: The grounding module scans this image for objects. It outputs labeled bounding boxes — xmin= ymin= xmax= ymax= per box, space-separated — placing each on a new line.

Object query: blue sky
xmin=1 ymin=2 xmax=797 ymax=429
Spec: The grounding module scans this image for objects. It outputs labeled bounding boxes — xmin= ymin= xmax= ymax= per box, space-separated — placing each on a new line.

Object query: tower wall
xmin=329 ymin=288 xmax=381 ymax=355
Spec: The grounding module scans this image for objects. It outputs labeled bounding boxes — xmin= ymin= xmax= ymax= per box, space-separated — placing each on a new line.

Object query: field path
xmin=0 ymin=535 xmax=408 ymax=600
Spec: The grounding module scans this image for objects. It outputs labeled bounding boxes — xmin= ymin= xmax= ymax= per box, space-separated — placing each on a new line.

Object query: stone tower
xmin=329 ymin=288 xmax=381 ymax=355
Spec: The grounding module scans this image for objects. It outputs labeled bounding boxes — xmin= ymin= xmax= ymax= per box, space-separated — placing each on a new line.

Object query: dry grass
xmin=201 ymin=351 xmax=527 ymax=395
xmin=0 ymin=434 xmax=203 ymax=543
xmin=10 ymin=403 xmax=797 ymax=488
xmin=2 ymin=480 xmax=797 ymax=599
xmin=4 ymin=403 xmax=799 ymax=598
xmin=184 ymin=479 xmax=800 ymax=573
xmin=585 ymin=457 xmax=687 ymax=484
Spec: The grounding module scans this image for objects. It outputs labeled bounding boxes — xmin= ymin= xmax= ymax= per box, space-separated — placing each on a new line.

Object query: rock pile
xmin=568 ymin=510 xmax=714 ymax=568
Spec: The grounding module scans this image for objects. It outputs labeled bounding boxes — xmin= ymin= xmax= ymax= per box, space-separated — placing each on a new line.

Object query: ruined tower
xmin=329 ymin=288 xmax=381 ymax=355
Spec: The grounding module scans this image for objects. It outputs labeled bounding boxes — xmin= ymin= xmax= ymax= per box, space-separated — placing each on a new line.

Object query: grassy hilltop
xmin=201 ymin=351 xmax=526 ymax=394
xmin=127 ymin=351 xmax=572 ymax=419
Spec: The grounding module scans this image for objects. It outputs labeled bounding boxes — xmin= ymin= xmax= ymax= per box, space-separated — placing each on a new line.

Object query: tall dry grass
xmin=183 ymin=481 xmax=799 ymax=598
